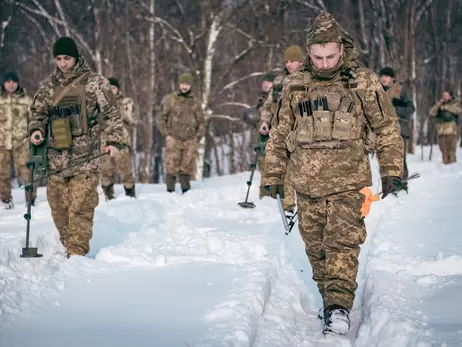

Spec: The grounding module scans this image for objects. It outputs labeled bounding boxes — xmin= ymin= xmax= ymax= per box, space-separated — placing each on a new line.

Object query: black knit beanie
xmin=263 ymin=72 xmax=276 ymax=82
xmin=379 ymin=66 xmax=395 ymax=78
xmin=3 ymin=71 xmax=19 ymax=83
xmin=108 ymin=77 xmax=120 ymax=89
xmin=53 ymin=37 xmax=79 ymax=59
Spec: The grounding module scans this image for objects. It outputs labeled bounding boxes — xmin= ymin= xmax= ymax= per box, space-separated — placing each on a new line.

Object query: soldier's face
xmin=443 ymin=92 xmax=452 ymax=101
xmin=262 ymin=81 xmax=273 ymax=92
xmin=55 ymin=55 xmax=77 ymax=73
xmin=285 ymin=60 xmax=303 ymax=74
xmin=111 ymin=85 xmax=119 ymax=95
xmin=180 ymin=83 xmax=191 ymax=93
xmin=380 ymin=75 xmax=393 ymax=87
xmin=308 ymin=43 xmax=343 ymax=70
xmin=3 ymin=80 xmax=18 ymax=93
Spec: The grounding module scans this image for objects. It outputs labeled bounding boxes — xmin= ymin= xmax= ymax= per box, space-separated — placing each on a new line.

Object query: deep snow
xmin=0 ymin=146 xmax=461 ymax=347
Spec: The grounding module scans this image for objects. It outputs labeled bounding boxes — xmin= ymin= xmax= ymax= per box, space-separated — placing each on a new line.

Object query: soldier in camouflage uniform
xmin=29 ymin=37 xmax=124 ymax=257
xmin=379 ymin=67 xmax=415 ymax=193
xmin=258 ymin=45 xmax=304 ymax=213
xmin=0 ymin=71 xmax=37 ymax=209
xmin=100 ymin=77 xmax=137 ymax=200
xmin=242 ymin=72 xmax=275 ymax=198
xmin=157 ymin=72 xmax=205 ymax=193
xmin=430 ymin=90 xmax=461 ymax=164
xmin=264 ymin=13 xmax=404 ymax=334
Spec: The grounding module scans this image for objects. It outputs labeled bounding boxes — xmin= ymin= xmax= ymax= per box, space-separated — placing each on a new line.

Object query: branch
xmin=219 ymin=72 xmax=268 ymax=94
xmin=295 ymin=0 xmax=324 ymax=12
xmin=415 ymin=0 xmax=434 ymax=28
xmin=53 ymin=0 xmax=70 ymax=36
xmin=218 ymin=102 xmax=251 ymax=108
xmin=207 ymin=114 xmax=242 ymax=122
xmin=31 ymin=0 xmax=61 ymax=37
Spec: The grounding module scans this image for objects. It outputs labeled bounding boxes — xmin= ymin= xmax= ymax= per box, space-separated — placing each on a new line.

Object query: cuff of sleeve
xmin=106 ymin=141 xmax=126 ymax=150
xmin=380 ymin=165 xmax=402 ymax=179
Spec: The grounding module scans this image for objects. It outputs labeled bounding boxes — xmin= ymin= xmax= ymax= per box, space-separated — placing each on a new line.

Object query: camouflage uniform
xmin=380 ymin=68 xmax=415 ymax=191
xmin=157 ymin=74 xmax=205 ymax=193
xmin=265 ymin=13 xmax=404 ymax=314
xmin=430 ymin=99 xmax=461 ymax=164
xmin=0 ymin=82 xmax=37 ymax=207
xmin=29 ymin=52 xmax=123 ymax=257
xmin=101 ymin=89 xmax=137 ymax=199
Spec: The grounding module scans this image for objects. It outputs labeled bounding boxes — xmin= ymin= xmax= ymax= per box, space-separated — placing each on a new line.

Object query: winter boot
xmin=323 ymin=305 xmax=350 ymax=335
xmin=179 ymin=174 xmax=191 ymax=193
xmin=124 ymin=184 xmax=136 ymax=198
xmin=166 ymin=174 xmax=176 ymax=192
xmin=102 ymin=183 xmax=115 ymax=201
xmin=2 ymin=199 xmax=13 ymax=210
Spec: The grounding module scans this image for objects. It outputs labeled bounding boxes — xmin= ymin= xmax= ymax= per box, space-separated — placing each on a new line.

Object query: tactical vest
xmin=49 ymin=71 xmax=92 ymax=149
xmin=286 ymin=69 xmax=376 ymax=153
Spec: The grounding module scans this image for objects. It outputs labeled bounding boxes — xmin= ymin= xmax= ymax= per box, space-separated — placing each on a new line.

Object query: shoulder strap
xmin=52 ymin=71 xmax=91 ymax=106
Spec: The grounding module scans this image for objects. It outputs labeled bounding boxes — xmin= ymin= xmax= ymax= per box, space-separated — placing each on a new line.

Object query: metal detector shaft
xmin=276 ymin=194 xmax=290 ymax=234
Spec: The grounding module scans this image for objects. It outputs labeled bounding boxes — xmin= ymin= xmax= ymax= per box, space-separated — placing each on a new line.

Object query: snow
xmin=0 ymin=146 xmax=461 ymax=347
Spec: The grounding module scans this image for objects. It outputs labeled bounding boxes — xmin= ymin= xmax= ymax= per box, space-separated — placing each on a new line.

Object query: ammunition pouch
xmin=50 ymin=104 xmax=83 ymax=149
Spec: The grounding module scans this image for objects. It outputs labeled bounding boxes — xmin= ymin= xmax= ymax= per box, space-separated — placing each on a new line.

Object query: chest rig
xmin=49 ymin=71 xmax=90 ymax=149
xmin=286 ymin=68 xmax=375 ymax=153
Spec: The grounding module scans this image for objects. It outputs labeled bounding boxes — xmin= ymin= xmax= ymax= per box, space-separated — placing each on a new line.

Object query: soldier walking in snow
xmin=29 ymin=36 xmax=124 ymax=257
xmin=264 ymin=12 xmax=404 ymax=335
xmin=157 ymin=72 xmax=205 ymax=193
xmin=379 ymin=67 xmax=415 ymax=193
xmin=101 ymin=77 xmax=137 ymax=200
xmin=0 ymin=71 xmax=37 ymax=209
xmin=258 ymin=45 xmax=305 ymax=215
xmin=429 ymin=89 xmax=461 ymax=164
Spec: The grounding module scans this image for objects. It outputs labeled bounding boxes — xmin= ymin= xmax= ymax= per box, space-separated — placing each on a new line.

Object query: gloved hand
xmin=381 ymin=176 xmax=403 ymax=199
xmin=264 ymin=183 xmax=285 ymax=199
xmin=392 ymin=98 xmax=406 ymax=107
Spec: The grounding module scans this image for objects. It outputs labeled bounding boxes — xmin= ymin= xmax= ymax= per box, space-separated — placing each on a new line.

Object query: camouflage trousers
xmin=0 ymin=141 xmax=37 ymax=203
xmin=165 ymin=137 xmax=197 ymax=176
xmin=297 ymin=189 xmax=366 ymax=311
xmin=47 ymin=173 xmax=99 ymax=256
xmin=100 ymin=146 xmax=134 ymax=188
xmin=258 ymin=155 xmax=295 ymax=211
xmin=438 ymin=134 xmax=457 ymax=164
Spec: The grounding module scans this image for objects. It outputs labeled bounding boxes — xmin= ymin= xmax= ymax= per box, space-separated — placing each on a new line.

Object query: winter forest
xmin=0 ymin=0 xmax=460 ymax=183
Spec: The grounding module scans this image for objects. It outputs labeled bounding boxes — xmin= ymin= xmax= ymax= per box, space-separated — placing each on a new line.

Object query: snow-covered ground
xmin=0 ymin=146 xmax=461 ymax=347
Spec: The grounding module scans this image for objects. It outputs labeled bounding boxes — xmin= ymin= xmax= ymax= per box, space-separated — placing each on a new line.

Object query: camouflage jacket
xmin=260 ymin=72 xmax=288 ymax=127
xmin=0 ymin=86 xmax=32 ymax=150
xmin=265 ymin=67 xmax=404 ymax=198
xmin=430 ymin=99 xmax=461 ymax=136
xmin=384 ymin=83 xmax=415 ymax=138
xmin=157 ymin=91 xmax=205 ymax=141
xmin=29 ymin=57 xmax=124 ymax=177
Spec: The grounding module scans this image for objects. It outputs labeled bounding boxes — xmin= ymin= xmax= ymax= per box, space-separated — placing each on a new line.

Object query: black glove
xmin=264 ymin=184 xmax=284 ymax=199
xmin=381 ymin=176 xmax=403 ymax=199
xmin=392 ymin=98 xmax=407 ymax=107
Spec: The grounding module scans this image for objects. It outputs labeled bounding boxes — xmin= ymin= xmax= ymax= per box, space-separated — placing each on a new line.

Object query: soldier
xmin=157 ymin=72 xmax=205 ymax=193
xmin=100 ymin=77 xmax=137 ymax=200
xmin=258 ymin=45 xmax=304 ymax=214
xmin=29 ymin=36 xmax=124 ymax=257
xmin=429 ymin=89 xmax=461 ymax=164
xmin=0 ymin=71 xmax=37 ymax=209
xmin=242 ymin=72 xmax=276 ymax=199
xmin=379 ymin=67 xmax=415 ymax=193
xmin=264 ymin=12 xmax=404 ymax=335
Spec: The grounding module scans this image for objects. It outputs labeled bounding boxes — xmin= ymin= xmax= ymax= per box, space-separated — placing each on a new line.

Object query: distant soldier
xmin=242 ymin=72 xmax=276 ymax=198
xmin=0 ymin=71 xmax=36 ymax=209
xmin=259 ymin=45 xmax=304 ymax=214
xmin=430 ymin=89 xmax=461 ymax=164
xmin=101 ymin=77 xmax=137 ymax=200
xmin=379 ymin=67 xmax=415 ymax=193
xmin=29 ymin=36 xmax=124 ymax=257
xmin=157 ymin=72 xmax=205 ymax=193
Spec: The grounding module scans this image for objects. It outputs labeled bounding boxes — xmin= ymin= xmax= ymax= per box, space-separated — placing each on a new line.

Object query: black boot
xmin=124 ymin=184 xmax=136 ymax=198
xmin=179 ymin=174 xmax=191 ymax=193
xmin=166 ymin=174 xmax=176 ymax=192
xmin=102 ymin=183 xmax=115 ymax=201
xmin=323 ymin=305 xmax=350 ymax=335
